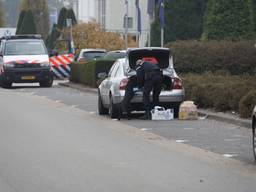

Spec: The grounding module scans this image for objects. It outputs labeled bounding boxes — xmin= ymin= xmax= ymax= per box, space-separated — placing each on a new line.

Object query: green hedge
xmin=183 ymin=73 xmax=256 ymax=118
xmin=167 ymin=40 xmax=256 ymax=75
xmin=70 ymin=59 xmax=115 ymax=87
xmin=239 ymin=91 xmax=256 ymax=118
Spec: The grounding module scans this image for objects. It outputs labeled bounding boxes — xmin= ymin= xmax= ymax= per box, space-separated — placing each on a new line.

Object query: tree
xmin=21 ymin=0 xmax=49 ymax=39
xmin=66 ymin=8 xmax=77 ymax=25
xmin=151 ymin=0 xmax=207 ymax=46
xmin=202 ymin=0 xmax=255 ymax=40
xmin=19 ymin=10 xmax=37 ymax=35
xmin=63 ymin=22 xmax=131 ymax=52
xmin=46 ymin=24 xmax=61 ymax=50
xmin=57 ymin=7 xmax=68 ymax=29
xmin=16 ymin=10 xmax=26 ymax=35
xmin=46 ymin=7 xmax=78 ymax=51
xmin=0 ymin=0 xmax=4 ymax=27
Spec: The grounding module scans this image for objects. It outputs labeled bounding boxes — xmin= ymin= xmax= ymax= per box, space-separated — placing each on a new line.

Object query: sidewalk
xmin=59 ymin=81 xmax=252 ymax=129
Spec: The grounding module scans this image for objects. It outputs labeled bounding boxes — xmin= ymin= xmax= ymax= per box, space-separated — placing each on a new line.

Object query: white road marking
xmin=176 ymin=139 xmax=189 ymax=143
xmin=55 ymin=100 xmax=61 ymax=103
xmin=140 ymin=128 xmax=152 ymax=131
xmin=222 ymin=154 xmax=238 ymax=158
xmin=89 ymin=111 xmax=96 ymax=114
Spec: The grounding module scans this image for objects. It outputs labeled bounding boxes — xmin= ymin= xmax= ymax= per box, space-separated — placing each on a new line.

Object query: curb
xmin=198 ymin=111 xmax=251 ymax=129
xmin=59 ymin=82 xmax=252 ymax=129
xmin=59 ymin=82 xmax=98 ymax=94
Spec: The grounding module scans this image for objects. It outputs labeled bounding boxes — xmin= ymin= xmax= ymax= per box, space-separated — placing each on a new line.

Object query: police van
xmin=0 ymin=35 xmax=53 ymax=88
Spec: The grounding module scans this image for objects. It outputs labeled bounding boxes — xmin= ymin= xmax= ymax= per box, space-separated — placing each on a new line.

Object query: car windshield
xmin=82 ymin=51 xmax=106 ymax=60
xmin=4 ymin=40 xmax=47 ymax=55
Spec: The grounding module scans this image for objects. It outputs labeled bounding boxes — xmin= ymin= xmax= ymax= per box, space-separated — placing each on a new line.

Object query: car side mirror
xmin=97 ymin=72 xmax=108 ymax=79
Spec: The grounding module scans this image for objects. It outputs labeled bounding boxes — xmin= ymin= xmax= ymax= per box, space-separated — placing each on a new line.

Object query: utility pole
xmin=124 ymin=0 xmax=128 ymax=50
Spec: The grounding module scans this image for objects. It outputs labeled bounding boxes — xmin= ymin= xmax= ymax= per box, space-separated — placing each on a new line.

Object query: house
xmin=73 ymin=0 xmax=149 ymax=47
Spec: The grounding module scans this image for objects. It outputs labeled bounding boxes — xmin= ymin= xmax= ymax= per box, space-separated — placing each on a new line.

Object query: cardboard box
xmin=179 ymin=101 xmax=198 ymax=120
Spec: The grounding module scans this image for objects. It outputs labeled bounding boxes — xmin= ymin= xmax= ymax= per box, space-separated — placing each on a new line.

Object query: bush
xmin=70 ymin=60 xmax=115 ymax=87
xmin=183 ymin=73 xmax=256 ymax=117
xmin=239 ymin=91 xmax=256 ymax=118
xmin=167 ymin=40 xmax=256 ymax=75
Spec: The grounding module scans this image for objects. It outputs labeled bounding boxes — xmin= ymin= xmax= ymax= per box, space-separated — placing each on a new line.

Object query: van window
xmin=4 ymin=40 xmax=47 ymax=55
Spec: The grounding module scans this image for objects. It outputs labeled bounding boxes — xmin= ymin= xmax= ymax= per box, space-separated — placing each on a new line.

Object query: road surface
xmin=0 ymin=82 xmax=256 ymax=192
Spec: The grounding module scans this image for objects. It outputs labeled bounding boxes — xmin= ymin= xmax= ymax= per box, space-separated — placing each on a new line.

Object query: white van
xmin=0 ymin=35 xmax=53 ymax=88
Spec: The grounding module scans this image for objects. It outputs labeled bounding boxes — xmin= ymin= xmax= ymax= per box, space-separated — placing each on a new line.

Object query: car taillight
xmin=172 ymin=77 xmax=183 ymax=89
xmin=119 ymin=78 xmax=129 ymax=90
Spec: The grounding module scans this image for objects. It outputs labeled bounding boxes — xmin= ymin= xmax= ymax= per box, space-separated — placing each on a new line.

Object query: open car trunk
xmin=127 ymin=48 xmax=171 ymax=69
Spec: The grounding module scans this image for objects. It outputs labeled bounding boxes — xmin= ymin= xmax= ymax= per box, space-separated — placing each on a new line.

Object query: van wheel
xmin=109 ymin=96 xmax=118 ymax=119
xmin=2 ymin=81 xmax=12 ymax=88
xmin=98 ymin=91 xmax=109 ymax=115
xmin=40 ymin=78 xmax=53 ymax=87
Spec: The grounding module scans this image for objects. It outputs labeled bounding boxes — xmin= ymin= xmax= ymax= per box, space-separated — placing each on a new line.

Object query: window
xmin=114 ymin=64 xmax=124 ymax=77
xmin=0 ymin=42 xmax=4 ymax=55
xmin=4 ymin=40 xmax=47 ymax=55
xmin=82 ymin=51 xmax=106 ymax=61
xmin=108 ymin=62 xmax=118 ymax=77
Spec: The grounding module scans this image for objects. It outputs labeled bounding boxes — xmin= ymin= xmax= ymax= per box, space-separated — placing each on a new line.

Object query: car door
xmin=101 ymin=61 xmax=119 ymax=105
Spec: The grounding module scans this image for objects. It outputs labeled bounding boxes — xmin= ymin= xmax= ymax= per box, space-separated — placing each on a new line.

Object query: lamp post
xmin=124 ymin=0 xmax=128 ymax=50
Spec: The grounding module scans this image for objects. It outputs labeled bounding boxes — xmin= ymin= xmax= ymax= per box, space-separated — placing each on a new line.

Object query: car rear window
xmin=4 ymin=40 xmax=47 ymax=55
xmin=104 ymin=52 xmax=126 ymax=60
xmin=82 ymin=51 xmax=106 ymax=60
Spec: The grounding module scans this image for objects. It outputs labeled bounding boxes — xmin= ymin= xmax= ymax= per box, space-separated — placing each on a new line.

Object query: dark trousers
xmin=121 ymin=77 xmax=137 ymax=114
xmin=143 ymin=74 xmax=162 ymax=112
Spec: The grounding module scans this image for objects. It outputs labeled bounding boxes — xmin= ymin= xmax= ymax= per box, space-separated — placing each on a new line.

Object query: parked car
xmin=0 ymin=35 xmax=53 ymax=88
xmin=103 ymin=50 xmax=126 ymax=60
xmin=97 ymin=47 xmax=185 ymax=119
xmin=77 ymin=49 xmax=106 ymax=62
xmin=252 ymin=106 xmax=256 ymax=161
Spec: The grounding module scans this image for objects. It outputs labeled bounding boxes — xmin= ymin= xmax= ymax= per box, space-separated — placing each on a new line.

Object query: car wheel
xmin=98 ymin=91 xmax=109 ymax=115
xmin=109 ymin=96 xmax=118 ymax=119
xmin=253 ymin=118 xmax=256 ymax=161
xmin=40 ymin=78 xmax=53 ymax=88
xmin=2 ymin=81 xmax=12 ymax=88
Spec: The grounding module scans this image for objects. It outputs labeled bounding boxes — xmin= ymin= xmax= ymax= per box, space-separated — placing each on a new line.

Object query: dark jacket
xmin=136 ymin=61 xmax=160 ymax=88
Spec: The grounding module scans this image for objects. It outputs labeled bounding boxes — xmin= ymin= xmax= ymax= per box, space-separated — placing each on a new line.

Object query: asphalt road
xmin=0 ymin=82 xmax=256 ymax=192
xmin=11 ymin=81 xmax=254 ymax=164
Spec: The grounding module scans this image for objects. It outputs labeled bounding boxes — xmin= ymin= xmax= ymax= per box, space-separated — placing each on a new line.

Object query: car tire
xmin=109 ymin=96 xmax=118 ymax=119
xmin=253 ymin=118 xmax=256 ymax=161
xmin=2 ymin=81 xmax=12 ymax=89
xmin=98 ymin=91 xmax=109 ymax=115
xmin=40 ymin=78 xmax=53 ymax=88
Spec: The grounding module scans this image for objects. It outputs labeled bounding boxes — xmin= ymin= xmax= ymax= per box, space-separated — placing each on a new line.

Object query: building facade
xmin=73 ymin=0 xmax=149 ymax=47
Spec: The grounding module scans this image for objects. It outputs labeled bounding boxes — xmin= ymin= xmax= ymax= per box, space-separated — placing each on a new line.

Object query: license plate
xmin=21 ymin=76 xmax=36 ymax=80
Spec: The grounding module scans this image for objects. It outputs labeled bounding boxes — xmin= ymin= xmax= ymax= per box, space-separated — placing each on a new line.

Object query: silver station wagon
xmin=252 ymin=106 xmax=256 ymax=161
xmin=98 ymin=47 xmax=185 ymax=118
